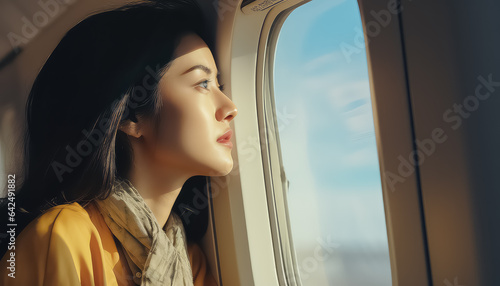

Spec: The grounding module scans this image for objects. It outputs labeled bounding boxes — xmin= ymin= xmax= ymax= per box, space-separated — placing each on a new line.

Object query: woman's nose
xmin=216 ymin=91 xmax=238 ymax=122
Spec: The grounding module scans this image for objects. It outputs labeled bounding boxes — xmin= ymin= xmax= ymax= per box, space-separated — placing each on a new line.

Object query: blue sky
xmin=273 ymin=0 xmax=391 ymax=284
xmin=275 ymin=0 xmax=381 ymax=191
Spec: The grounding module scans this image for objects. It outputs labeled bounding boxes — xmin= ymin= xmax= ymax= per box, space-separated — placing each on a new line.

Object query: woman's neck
xmin=127 ymin=166 xmax=190 ymax=229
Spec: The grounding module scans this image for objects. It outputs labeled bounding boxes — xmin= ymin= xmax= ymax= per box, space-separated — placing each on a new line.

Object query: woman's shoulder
xmin=24 ymin=202 xmax=96 ymax=236
xmin=4 ymin=202 xmax=99 ymax=255
xmin=0 ymin=202 xmax=109 ymax=284
xmin=2 ymin=202 xmax=100 ymax=258
xmin=38 ymin=201 xmax=92 ymax=219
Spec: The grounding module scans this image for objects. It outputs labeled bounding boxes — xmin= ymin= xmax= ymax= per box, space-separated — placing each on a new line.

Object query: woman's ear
xmin=118 ymin=120 xmax=143 ymax=139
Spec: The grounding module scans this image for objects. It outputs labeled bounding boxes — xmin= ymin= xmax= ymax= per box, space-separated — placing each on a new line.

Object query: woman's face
xmin=141 ymin=32 xmax=237 ymax=178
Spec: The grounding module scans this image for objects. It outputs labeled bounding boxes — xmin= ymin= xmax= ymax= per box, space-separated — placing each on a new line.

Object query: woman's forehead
xmin=167 ymin=35 xmax=217 ymax=77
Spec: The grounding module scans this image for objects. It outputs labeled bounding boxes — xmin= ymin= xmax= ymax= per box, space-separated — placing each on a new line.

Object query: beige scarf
xmin=94 ymin=177 xmax=194 ymax=285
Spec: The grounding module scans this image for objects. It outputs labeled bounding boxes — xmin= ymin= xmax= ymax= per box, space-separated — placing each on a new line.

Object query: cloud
xmin=326 ymin=79 xmax=376 ymax=135
xmin=341 ymin=147 xmax=379 ymax=167
xmin=304 ymin=51 xmax=345 ymax=72
xmin=327 ymin=79 xmax=370 ymax=110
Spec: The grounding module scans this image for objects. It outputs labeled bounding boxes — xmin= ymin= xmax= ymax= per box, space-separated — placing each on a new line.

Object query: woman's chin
xmin=205 ymin=160 xmax=234 ymax=177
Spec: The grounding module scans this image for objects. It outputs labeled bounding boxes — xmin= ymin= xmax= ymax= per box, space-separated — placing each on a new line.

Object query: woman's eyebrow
xmin=181 ymin=64 xmax=217 ymax=76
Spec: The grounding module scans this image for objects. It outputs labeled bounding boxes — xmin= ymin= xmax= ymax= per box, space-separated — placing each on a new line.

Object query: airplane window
xmin=271 ymin=0 xmax=392 ymax=285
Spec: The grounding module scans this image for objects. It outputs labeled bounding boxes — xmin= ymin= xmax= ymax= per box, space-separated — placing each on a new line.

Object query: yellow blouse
xmin=0 ymin=201 xmax=217 ymax=286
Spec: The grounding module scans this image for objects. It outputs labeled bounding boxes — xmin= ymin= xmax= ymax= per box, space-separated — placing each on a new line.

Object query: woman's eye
xmin=198 ymin=79 xmax=210 ymax=89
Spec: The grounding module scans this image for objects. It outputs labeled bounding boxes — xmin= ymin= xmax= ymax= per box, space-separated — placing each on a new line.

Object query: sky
xmin=272 ymin=0 xmax=392 ymax=284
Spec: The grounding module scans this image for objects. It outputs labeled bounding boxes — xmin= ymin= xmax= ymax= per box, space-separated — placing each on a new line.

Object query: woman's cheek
xmin=183 ymin=108 xmax=213 ymax=151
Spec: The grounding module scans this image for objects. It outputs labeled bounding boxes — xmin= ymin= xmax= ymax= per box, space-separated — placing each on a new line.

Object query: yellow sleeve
xmin=188 ymin=241 xmax=218 ymax=286
xmin=0 ymin=203 xmax=107 ymax=286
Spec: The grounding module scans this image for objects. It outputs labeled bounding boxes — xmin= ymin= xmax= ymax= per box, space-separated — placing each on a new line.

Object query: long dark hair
xmin=0 ymin=0 xmax=212 ymax=256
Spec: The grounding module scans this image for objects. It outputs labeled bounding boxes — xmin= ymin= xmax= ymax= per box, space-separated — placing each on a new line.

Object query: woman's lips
xmin=217 ymin=129 xmax=233 ymax=148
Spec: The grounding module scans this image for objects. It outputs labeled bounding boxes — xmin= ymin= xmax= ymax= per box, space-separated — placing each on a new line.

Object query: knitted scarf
xmin=94 ymin=177 xmax=194 ymax=285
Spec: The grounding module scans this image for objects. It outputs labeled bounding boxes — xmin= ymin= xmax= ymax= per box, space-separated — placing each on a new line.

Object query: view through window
xmin=272 ymin=0 xmax=392 ymax=285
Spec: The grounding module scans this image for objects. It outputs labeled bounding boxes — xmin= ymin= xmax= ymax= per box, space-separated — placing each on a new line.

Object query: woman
xmin=0 ymin=0 xmax=236 ymax=285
